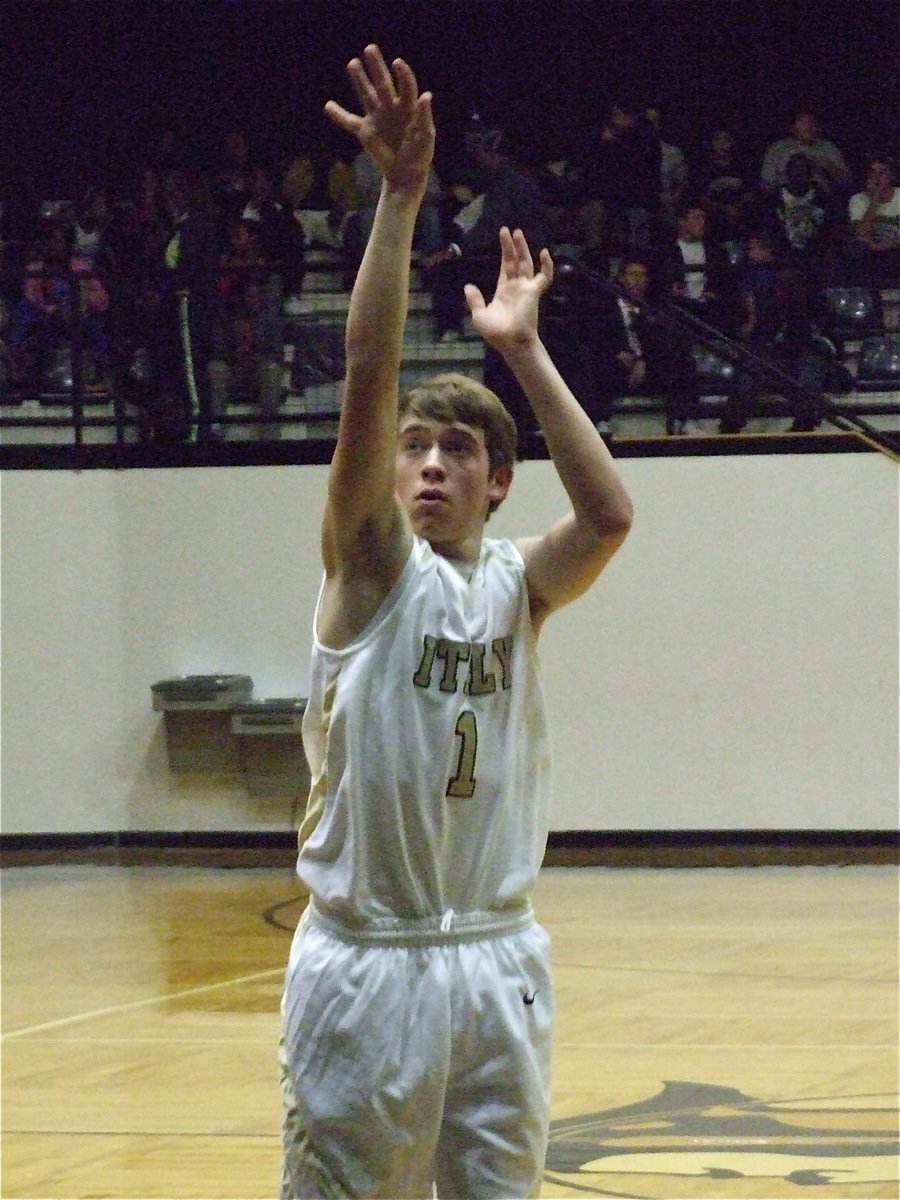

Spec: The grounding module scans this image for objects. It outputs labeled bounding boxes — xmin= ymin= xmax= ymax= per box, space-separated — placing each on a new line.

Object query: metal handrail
xmin=558 ymin=255 xmax=899 ymax=462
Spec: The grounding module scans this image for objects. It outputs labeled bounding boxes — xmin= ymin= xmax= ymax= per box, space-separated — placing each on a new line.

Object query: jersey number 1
xmin=447 ymin=710 xmax=478 ymax=799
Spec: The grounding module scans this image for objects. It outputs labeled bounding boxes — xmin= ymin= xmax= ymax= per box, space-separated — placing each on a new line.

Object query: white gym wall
xmin=1 ymin=452 xmax=896 ymax=834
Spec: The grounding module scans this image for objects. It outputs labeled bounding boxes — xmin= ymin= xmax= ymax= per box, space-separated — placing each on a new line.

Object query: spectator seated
xmin=814 ymin=284 xmax=885 ymax=353
xmin=852 ymin=332 xmax=900 ymax=391
xmin=210 ymin=273 xmax=284 ymax=439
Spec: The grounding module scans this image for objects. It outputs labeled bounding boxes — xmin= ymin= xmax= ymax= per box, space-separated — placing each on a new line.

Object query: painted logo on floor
xmin=544 ymin=1081 xmax=899 ymax=1195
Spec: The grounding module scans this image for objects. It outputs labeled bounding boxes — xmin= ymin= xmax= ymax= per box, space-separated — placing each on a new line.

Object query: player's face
xmin=395 ymin=416 xmax=510 ymax=548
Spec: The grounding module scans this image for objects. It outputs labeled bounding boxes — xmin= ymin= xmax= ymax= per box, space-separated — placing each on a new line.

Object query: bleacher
xmin=1 ymin=244 xmax=897 ymax=452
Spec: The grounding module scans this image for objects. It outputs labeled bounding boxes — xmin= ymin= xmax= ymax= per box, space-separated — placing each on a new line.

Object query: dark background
xmin=3 ymin=0 xmax=897 ymax=213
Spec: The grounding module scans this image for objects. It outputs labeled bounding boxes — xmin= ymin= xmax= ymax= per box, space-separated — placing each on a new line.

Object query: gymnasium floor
xmin=1 ymin=863 xmax=897 ymax=1199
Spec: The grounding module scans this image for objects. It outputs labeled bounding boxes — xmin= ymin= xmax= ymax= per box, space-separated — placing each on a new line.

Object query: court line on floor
xmin=1 ymin=966 xmax=285 ymax=1041
xmin=553 ymin=959 xmax=898 ymax=985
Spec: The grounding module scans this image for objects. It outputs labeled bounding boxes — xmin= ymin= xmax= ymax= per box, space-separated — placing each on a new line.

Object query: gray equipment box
xmin=151 ymin=674 xmax=253 ymax=711
xmin=151 ymin=674 xmax=254 ymax=772
xmin=232 ymin=698 xmax=309 ymax=799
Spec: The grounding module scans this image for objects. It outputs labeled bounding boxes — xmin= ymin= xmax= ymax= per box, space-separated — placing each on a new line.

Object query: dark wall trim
xmin=0 ymin=429 xmax=884 ymax=472
xmin=1 ymin=829 xmax=896 ymax=869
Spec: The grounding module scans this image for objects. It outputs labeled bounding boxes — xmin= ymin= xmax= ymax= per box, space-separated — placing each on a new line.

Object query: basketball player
xmin=279 ymin=45 xmax=633 ymax=1199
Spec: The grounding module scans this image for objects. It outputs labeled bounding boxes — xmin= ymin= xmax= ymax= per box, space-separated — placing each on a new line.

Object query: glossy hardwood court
xmin=1 ymin=863 xmax=897 ymax=1199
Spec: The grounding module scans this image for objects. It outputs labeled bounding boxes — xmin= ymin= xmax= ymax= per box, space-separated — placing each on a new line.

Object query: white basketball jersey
xmin=296 ymin=535 xmax=551 ymax=925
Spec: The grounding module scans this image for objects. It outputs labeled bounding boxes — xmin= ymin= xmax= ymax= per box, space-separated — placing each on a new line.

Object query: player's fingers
xmin=498 ymin=226 xmax=518 ymax=273
xmin=511 ymin=228 xmax=534 ymax=276
xmin=464 ymin=283 xmax=486 ymax=314
xmin=346 ymin=56 xmax=379 ymax=115
xmin=539 ymin=247 xmax=554 ymax=287
xmin=420 ymin=91 xmax=435 ymax=128
xmin=404 ymin=94 xmax=435 ymax=150
xmin=392 ymin=57 xmax=420 ymax=109
xmin=362 ymin=44 xmax=398 ymax=105
xmin=323 ymin=100 xmax=363 ymax=137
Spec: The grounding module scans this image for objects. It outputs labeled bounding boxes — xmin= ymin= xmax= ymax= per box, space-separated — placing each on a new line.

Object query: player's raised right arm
xmin=321 ymin=46 xmax=435 ymax=578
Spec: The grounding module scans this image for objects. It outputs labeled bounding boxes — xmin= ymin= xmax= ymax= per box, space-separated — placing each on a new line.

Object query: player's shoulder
xmin=483 ymin=535 xmax=526 ymax=570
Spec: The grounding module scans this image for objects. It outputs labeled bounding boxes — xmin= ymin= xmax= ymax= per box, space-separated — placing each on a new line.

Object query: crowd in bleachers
xmin=0 ymin=102 xmax=897 ymax=442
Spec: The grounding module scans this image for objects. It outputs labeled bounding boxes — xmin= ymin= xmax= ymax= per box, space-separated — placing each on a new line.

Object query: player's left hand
xmin=464 ymin=227 xmax=553 ymax=353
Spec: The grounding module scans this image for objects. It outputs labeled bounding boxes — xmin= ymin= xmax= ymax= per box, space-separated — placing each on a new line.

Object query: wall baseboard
xmin=1 ymin=830 xmax=896 ymax=869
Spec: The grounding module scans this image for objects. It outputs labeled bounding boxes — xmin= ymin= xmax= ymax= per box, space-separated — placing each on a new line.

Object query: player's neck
xmin=428 ymin=533 xmax=484 ymax=579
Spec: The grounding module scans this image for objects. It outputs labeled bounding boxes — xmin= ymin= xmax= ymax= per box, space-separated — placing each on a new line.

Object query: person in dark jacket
xmin=718 ymin=233 xmax=828 ymax=434
xmin=654 ymin=199 xmax=738 ymax=334
xmin=559 ymin=255 xmax=699 ymax=436
xmin=421 ymin=115 xmax=548 ymax=448
xmin=149 ymin=168 xmax=222 ymax=442
xmin=583 ymin=94 xmax=662 ymax=255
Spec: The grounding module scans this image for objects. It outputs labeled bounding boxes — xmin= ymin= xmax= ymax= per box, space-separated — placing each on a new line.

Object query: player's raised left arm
xmin=466 ymin=228 xmax=633 ymax=628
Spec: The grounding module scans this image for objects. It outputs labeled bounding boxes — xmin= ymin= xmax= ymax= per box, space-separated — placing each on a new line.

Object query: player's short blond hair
xmin=399 ymin=373 xmax=518 ymax=477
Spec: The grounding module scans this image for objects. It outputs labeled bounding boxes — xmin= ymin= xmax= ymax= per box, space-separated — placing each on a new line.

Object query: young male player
xmin=279 ymin=45 xmax=633 ymax=1199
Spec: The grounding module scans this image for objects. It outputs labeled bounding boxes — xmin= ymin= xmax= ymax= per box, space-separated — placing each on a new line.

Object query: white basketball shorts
xmin=279 ymin=905 xmax=553 ymax=1199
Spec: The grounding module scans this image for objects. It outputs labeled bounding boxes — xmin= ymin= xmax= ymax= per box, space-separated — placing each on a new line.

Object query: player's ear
xmin=487 ymin=463 xmax=513 ymax=507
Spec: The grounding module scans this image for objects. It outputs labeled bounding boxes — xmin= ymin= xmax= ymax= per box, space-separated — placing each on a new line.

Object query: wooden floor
xmin=1 ymin=863 xmax=897 ymax=1200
